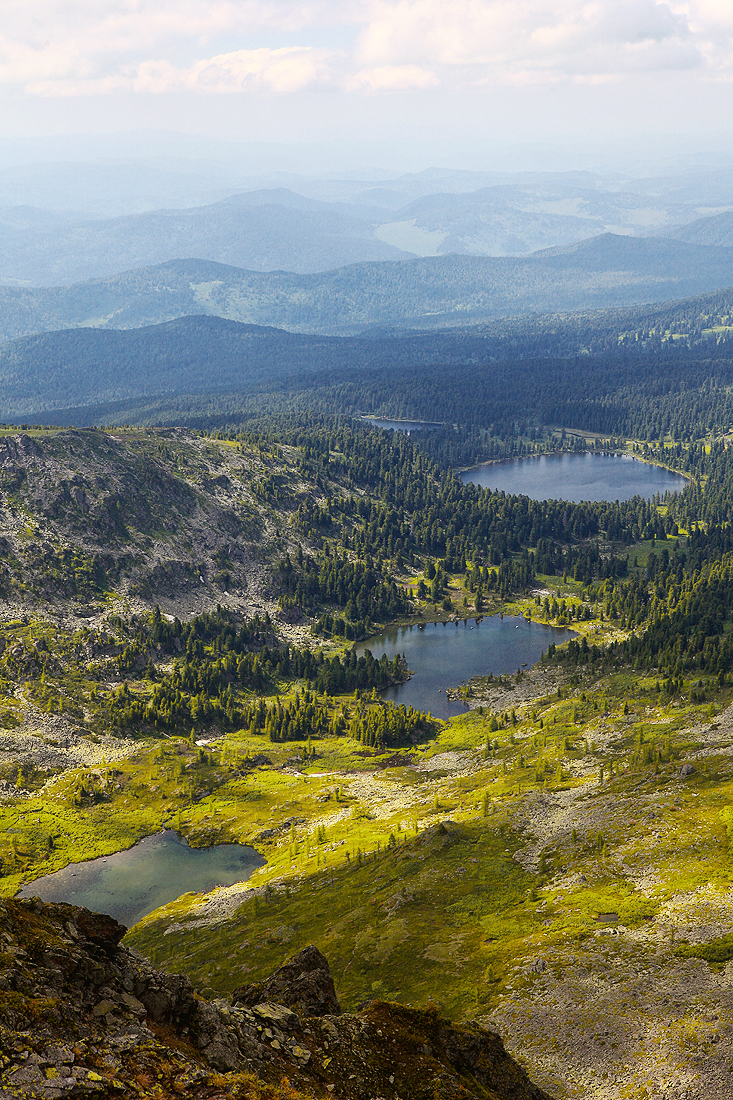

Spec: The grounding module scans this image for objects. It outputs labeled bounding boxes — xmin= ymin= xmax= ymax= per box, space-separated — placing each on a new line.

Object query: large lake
xmin=359 ymin=615 xmax=574 ymax=720
xmin=460 ymin=453 xmax=688 ymax=502
xmin=17 ymin=830 xmax=264 ymax=928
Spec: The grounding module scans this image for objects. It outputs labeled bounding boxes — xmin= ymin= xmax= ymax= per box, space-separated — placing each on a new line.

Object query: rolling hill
xmin=3 ymin=276 xmax=733 ymax=427
xmin=0 ymin=190 xmax=411 ymax=287
xmin=1 ymin=233 xmax=733 ymax=342
xmin=665 ymin=210 xmax=733 ymax=248
xmin=0 ymin=170 xmax=728 ymax=288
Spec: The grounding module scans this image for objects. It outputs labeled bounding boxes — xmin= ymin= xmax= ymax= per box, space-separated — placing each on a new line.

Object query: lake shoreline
xmin=16 ymin=829 xmax=264 ymax=929
xmin=455 ymin=445 xmax=692 ymax=484
xmin=356 ymin=614 xmax=576 ymax=721
xmin=458 ymin=449 xmax=689 ymax=501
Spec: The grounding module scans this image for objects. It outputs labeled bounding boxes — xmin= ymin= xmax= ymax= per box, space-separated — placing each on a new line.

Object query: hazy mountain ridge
xmin=0 ymin=317 xmax=321 ymax=417
xmin=0 ymin=195 xmax=411 ymax=287
xmin=2 ymin=274 xmax=733 ymax=426
xmin=664 ymin=210 xmax=733 ymax=247
xmin=0 ymin=164 xmax=731 ymax=286
xmin=1 ymin=232 xmax=733 ymax=342
xmin=376 ymin=181 xmax=698 ymax=257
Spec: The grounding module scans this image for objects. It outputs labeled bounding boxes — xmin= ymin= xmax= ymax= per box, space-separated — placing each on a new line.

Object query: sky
xmin=3 ymin=1 xmax=733 ymax=172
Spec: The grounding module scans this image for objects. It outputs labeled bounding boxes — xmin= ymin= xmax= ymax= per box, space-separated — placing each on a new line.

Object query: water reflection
xmin=358 ymin=615 xmax=574 ymax=721
xmin=460 ymin=453 xmax=687 ymax=502
xmin=17 ymin=830 xmax=264 ymax=928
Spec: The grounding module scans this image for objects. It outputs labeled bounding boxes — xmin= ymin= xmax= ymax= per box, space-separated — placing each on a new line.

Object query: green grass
xmin=3 ymin=599 xmax=733 ymax=1043
xmin=675 ymin=933 xmax=733 ymax=967
xmin=126 ymin=818 xmax=541 ymax=1018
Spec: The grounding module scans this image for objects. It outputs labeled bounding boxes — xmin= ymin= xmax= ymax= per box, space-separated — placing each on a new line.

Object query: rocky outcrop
xmin=0 ymin=428 xmax=270 ymax=615
xmin=0 ymin=897 xmax=553 ymax=1100
xmin=232 ymin=944 xmax=341 ymax=1016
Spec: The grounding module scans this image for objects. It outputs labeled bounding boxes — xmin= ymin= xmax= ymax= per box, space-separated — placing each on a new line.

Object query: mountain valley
xmin=4 ymin=156 xmax=733 ymax=1100
xmin=0 ymin=413 xmax=730 ymax=1097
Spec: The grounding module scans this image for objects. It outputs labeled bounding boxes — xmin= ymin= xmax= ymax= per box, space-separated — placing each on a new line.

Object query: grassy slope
xmin=1 ymin=426 xmax=733 ymax=1096
xmin=118 ymin=652 xmax=733 ymax=1099
xmin=3 ymin=601 xmax=732 ymax=1098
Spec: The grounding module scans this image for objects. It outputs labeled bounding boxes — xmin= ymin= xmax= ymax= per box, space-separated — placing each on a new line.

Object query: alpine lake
xmin=359 ymin=615 xmax=575 ymax=721
xmin=18 ymin=451 xmax=687 ymax=925
xmin=459 ymin=451 xmax=688 ymax=501
xmin=17 ymin=830 xmax=265 ymax=928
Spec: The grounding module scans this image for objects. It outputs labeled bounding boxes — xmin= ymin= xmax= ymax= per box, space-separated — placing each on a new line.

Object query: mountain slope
xmin=665 ymin=210 xmax=733 ymax=247
xmin=5 ymin=276 xmax=733 ymax=425
xmin=0 ymin=317 xmax=352 ymax=417
xmin=0 ymin=898 xmax=552 ymax=1100
xmin=375 ymin=182 xmax=695 ymax=257
xmin=0 ymin=194 xmax=411 ymax=287
xmin=1 ymin=233 xmax=733 ymax=342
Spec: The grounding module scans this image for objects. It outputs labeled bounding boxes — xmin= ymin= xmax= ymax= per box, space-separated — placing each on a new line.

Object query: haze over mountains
xmin=0 ymin=234 xmax=732 ymax=343
xmin=0 ymin=191 xmax=413 ymax=287
xmin=666 ymin=211 xmax=733 ymax=248
xmin=1 ymin=277 xmax=732 ymax=426
xmin=2 ymin=161 xmax=733 ymax=289
xmin=1 ymin=154 xmax=733 ymax=419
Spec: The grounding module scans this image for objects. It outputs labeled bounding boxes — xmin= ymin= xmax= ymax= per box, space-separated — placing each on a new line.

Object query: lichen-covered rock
xmin=232 ymin=944 xmax=341 ymax=1016
xmin=0 ymin=898 xmax=553 ymax=1100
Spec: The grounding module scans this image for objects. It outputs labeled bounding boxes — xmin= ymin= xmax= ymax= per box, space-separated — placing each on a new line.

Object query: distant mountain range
xmin=0 ymin=190 xmax=412 ymax=287
xmin=664 ymin=211 xmax=733 ymax=247
xmin=372 ymin=181 xmax=696 ymax=258
xmin=1 ymin=169 xmax=732 ymax=287
xmin=0 ymin=233 xmax=732 ymax=342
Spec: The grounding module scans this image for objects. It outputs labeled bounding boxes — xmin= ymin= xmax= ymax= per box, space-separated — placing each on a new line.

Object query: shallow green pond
xmin=18 ymin=830 xmax=264 ymax=928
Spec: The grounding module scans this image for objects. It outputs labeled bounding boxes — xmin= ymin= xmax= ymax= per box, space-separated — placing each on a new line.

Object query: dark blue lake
xmin=359 ymin=615 xmax=574 ymax=720
xmin=460 ymin=453 xmax=688 ymax=502
xmin=17 ymin=830 xmax=264 ymax=929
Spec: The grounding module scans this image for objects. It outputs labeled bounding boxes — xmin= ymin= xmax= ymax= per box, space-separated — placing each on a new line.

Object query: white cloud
xmin=1 ymin=0 xmax=733 ymax=98
xmin=0 ymin=1 xmax=354 ymax=90
xmin=357 ymin=0 xmax=703 ymax=84
xmin=351 ymin=64 xmax=437 ymax=89
xmin=187 ymin=48 xmax=329 ymax=94
xmin=26 ymin=47 xmax=330 ymax=98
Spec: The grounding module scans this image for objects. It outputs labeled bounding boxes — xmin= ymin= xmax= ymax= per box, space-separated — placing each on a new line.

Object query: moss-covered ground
xmin=3 ymin=580 xmax=733 ymax=1097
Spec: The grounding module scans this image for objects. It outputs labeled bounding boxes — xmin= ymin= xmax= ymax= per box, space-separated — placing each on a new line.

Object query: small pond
xmin=460 ymin=453 xmax=688 ymax=502
xmin=360 ymin=416 xmax=441 ymax=433
xmin=359 ymin=615 xmax=574 ymax=720
xmin=17 ymin=830 xmax=264 ymax=929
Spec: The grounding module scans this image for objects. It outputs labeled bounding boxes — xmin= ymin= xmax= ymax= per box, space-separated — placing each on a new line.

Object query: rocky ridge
xmin=0 ymin=427 xmax=320 ymax=627
xmin=0 ymin=895 xmax=552 ymax=1100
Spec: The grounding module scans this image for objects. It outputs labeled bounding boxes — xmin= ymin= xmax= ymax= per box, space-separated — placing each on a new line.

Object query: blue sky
xmin=2 ymin=1 xmax=733 ymax=168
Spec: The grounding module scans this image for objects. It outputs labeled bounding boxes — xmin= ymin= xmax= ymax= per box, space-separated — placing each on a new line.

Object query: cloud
xmin=357 ymin=0 xmax=704 ymax=84
xmin=1 ymin=0 xmax=733 ymax=99
xmin=0 ymin=1 xmax=354 ymax=91
xmin=25 ymin=47 xmax=331 ymax=98
xmin=351 ymin=64 xmax=438 ymax=90
xmin=185 ymin=48 xmax=329 ymax=94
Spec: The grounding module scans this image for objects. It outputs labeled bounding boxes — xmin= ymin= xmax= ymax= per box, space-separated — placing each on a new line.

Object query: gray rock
xmin=232 ymin=945 xmax=341 ymax=1017
xmin=0 ymin=897 xmax=554 ymax=1100
xmin=252 ymin=1002 xmax=301 ymax=1030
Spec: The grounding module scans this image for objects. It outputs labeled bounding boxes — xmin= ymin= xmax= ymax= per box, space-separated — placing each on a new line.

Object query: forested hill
xmin=7 ymin=292 xmax=733 ymax=431
xmin=2 ymin=231 xmax=733 ymax=342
